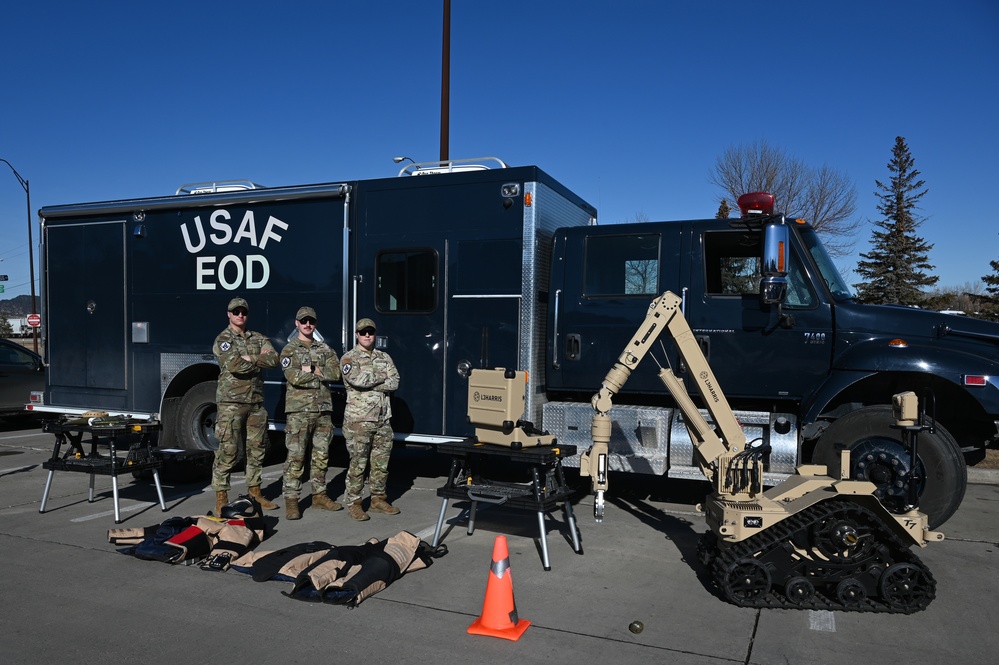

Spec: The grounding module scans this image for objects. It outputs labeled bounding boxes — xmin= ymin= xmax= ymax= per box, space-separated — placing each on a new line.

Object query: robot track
xmin=699 ymin=499 xmax=936 ymax=614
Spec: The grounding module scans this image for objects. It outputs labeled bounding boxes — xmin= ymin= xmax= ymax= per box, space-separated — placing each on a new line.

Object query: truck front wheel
xmin=177 ymin=381 xmax=219 ymax=451
xmin=812 ymin=405 xmax=966 ymax=529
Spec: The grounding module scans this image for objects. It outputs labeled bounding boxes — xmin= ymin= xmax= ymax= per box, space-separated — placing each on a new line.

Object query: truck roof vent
xmin=395 ymin=156 xmax=508 ymax=177
xmin=176 ymin=180 xmax=265 ymax=195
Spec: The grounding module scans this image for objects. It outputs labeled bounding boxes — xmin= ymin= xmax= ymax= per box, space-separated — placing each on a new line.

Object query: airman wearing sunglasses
xmin=211 ymin=297 xmax=280 ymax=516
xmin=340 ymin=317 xmax=401 ymax=521
xmin=278 ymin=306 xmax=342 ymax=520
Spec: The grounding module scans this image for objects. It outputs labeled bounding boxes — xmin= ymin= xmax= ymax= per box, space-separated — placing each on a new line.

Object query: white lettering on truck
xmin=180 ymin=209 xmax=288 ymax=290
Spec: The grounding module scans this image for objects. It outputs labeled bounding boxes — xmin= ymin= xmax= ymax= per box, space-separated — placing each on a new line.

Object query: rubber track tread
xmin=705 ymin=499 xmax=936 ymax=614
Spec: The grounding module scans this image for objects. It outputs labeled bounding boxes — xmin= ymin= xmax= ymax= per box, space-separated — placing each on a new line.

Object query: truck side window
xmin=583 ymin=234 xmax=660 ymax=296
xmin=704 ymin=231 xmax=814 ymax=307
xmin=704 ymin=232 xmax=760 ymax=295
xmin=375 ymin=249 xmax=437 ymax=313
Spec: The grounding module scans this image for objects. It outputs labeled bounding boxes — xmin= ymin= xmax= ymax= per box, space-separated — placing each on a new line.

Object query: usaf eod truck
xmin=34 ymin=158 xmax=593 ymax=462
xmin=34 ymin=162 xmax=999 ymax=529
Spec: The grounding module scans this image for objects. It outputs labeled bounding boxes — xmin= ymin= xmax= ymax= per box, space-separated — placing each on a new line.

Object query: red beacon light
xmin=737 ymin=192 xmax=776 ymax=217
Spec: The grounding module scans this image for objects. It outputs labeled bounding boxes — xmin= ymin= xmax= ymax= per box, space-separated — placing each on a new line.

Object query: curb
xmin=967 ymin=467 xmax=999 ymax=486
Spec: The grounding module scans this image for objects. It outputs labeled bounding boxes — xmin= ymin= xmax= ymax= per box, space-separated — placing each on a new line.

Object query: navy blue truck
xmin=35 ymin=161 xmax=999 ymax=528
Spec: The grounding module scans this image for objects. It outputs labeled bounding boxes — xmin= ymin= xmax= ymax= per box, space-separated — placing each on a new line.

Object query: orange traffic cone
xmin=467 ymin=535 xmax=531 ymax=641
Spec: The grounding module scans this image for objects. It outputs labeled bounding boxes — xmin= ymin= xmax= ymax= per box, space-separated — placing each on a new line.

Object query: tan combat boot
xmin=348 ymin=500 xmax=370 ymax=521
xmin=369 ymin=495 xmax=400 ymax=515
xmin=214 ymin=490 xmax=229 ymax=517
xmin=248 ymin=485 xmax=279 ymax=510
xmin=286 ymin=497 xmax=301 ymax=520
xmin=312 ymin=493 xmax=343 ymax=511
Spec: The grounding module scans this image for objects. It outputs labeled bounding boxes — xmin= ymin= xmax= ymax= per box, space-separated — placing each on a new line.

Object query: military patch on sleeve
xmin=220 ymin=341 xmax=231 ymax=352
xmin=341 ymin=363 xmax=351 ymax=375
xmin=281 ymin=356 xmax=291 ymax=368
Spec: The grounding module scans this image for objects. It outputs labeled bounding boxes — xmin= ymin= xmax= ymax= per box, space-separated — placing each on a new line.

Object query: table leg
xmin=431 ymin=497 xmax=450 ymax=547
xmin=564 ymin=499 xmax=582 ymax=553
xmin=88 ymin=472 xmax=96 ymax=502
xmin=112 ymin=474 xmax=121 ymax=524
xmin=152 ymin=469 xmax=167 ymax=511
xmin=467 ymin=500 xmax=478 ymax=535
xmin=39 ymin=469 xmax=55 ymax=513
xmin=537 ymin=510 xmax=552 ymax=571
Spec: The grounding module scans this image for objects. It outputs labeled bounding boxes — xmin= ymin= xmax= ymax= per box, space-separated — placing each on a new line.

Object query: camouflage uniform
xmin=211 ymin=324 xmax=278 ymax=491
xmin=280 ymin=333 xmax=341 ymax=499
xmin=341 ymin=341 xmax=400 ymax=504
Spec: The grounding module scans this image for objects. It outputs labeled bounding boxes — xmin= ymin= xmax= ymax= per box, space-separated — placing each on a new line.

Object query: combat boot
xmin=248 ymin=485 xmax=278 ymax=510
xmin=214 ymin=490 xmax=228 ymax=517
xmin=369 ymin=495 xmax=400 ymax=515
xmin=348 ymin=500 xmax=370 ymax=521
xmin=312 ymin=493 xmax=343 ymax=511
xmin=285 ymin=497 xmax=301 ymax=520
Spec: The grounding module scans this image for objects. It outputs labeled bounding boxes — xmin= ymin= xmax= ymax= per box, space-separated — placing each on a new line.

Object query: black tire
xmin=813 ymin=405 xmax=966 ymax=529
xmin=177 ymin=381 xmax=219 ymax=451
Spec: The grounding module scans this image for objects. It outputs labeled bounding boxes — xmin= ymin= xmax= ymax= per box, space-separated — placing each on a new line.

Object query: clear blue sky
xmin=2 ymin=0 xmax=997 ymax=302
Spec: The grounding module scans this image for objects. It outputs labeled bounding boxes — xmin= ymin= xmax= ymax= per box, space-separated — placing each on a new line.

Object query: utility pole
xmin=440 ymin=0 xmax=451 ymax=162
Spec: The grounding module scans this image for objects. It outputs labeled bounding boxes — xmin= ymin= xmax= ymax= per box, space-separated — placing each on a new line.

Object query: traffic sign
xmin=27 ymin=313 xmax=41 ymax=327
xmin=0 ymin=285 xmax=4 ymax=293
xmin=0 ymin=274 xmax=8 ymax=280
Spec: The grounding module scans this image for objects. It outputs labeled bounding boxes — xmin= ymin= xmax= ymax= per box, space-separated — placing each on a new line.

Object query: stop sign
xmin=27 ymin=313 xmax=41 ymax=327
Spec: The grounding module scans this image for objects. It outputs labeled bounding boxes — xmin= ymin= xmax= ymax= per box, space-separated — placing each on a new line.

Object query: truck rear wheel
xmin=812 ymin=405 xmax=966 ymax=529
xmin=177 ymin=381 xmax=219 ymax=451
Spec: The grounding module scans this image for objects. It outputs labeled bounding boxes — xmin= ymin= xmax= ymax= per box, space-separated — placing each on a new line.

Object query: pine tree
xmin=979 ymin=259 xmax=999 ymax=321
xmin=716 ymin=199 xmax=731 ymax=219
xmin=854 ymin=136 xmax=938 ymax=304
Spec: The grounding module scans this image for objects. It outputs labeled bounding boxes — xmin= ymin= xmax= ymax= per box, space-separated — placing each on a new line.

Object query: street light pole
xmin=0 ymin=158 xmax=39 ymax=354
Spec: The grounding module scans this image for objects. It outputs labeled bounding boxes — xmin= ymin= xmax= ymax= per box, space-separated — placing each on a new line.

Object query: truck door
xmin=352 ymin=234 xmax=522 ymax=438
xmin=445 ymin=236 xmax=522 ymax=434
xmin=684 ymin=228 xmax=833 ymax=400
xmin=549 ymin=226 xmax=684 ymax=394
xmin=350 ymin=240 xmax=445 ymax=436
xmin=46 ymin=221 xmax=128 ymax=396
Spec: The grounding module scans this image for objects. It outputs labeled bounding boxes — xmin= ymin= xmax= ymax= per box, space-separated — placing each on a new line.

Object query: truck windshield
xmin=798 ymin=226 xmax=854 ymax=300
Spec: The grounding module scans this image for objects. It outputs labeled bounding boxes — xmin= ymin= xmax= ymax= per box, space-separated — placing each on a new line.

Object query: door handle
xmin=566 ymin=334 xmax=581 ymax=361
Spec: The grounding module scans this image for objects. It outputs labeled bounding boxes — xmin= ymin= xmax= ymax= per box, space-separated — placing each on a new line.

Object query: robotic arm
xmin=580 ymin=291 xmax=753 ymax=520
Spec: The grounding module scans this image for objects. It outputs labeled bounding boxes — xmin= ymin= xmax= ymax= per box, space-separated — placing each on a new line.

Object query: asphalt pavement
xmin=1 ymin=419 xmax=996 ymax=665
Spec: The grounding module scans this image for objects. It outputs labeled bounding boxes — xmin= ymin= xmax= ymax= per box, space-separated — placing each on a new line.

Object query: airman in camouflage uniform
xmin=211 ymin=297 xmax=280 ymax=516
xmin=279 ymin=306 xmax=342 ymax=520
xmin=341 ymin=317 xmax=401 ymax=521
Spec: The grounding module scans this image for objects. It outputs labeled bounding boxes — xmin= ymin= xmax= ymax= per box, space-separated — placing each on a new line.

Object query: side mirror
xmin=760 ymin=221 xmax=789 ymax=305
xmin=760 ymin=278 xmax=788 ymax=305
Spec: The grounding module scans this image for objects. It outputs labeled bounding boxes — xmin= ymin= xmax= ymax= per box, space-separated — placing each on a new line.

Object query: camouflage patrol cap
xmin=355 ymin=317 xmax=377 ymax=332
xmin=228 ymin=297 xmax=249 ymax=312
xmin=296 ymin=306 xmax=317 ymax=321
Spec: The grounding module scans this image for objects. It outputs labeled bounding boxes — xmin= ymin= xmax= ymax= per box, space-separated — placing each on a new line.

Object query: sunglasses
xmin=357 ymin=328 xmax=376 ymax=336
xmin=299 ymin=317 xmax=317 ymax=325
xmin=230 ymin=309 xmax=248 ymax=317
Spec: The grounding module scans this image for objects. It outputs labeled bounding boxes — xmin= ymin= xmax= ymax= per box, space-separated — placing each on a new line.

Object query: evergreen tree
xmin=979 ymin=259 xmax=999 ymax=321
xmin=854 ymin=136 xmax=938 ymax=304
xmin=716 ymin=199 xmax=731 ymax=219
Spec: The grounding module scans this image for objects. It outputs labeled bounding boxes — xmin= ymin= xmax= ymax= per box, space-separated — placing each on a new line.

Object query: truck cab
xmin=545 ymin=197 xmax=998 ymax=528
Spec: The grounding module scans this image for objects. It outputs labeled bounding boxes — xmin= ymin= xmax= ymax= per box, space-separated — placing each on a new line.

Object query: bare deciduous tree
xmin=710 ymin=140 xmax=860 ymax=257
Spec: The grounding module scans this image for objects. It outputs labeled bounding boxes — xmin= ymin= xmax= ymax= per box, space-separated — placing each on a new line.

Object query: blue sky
xmin=1 ymin=0 xmax=997 ymax=302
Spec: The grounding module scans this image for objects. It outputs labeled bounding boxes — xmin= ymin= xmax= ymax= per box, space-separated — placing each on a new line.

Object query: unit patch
xmin=281 ymin=356 xmax=291 ymax=368
xmin=220 ymin=341 xmax=231 ymax=352
xmin=341 ymin=363 xmax=352 ymax=375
